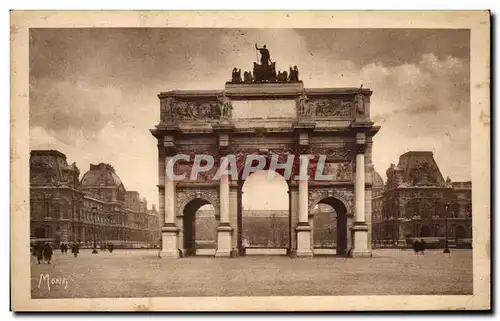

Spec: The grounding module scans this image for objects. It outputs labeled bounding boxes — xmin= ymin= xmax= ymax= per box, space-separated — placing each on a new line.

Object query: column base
xmin=351 ymin=250 xmax=372 ymax=258
xmin=296 ymin=249 xmax=313 ymax=257
xmin=159 ymin=225 xmax=179 ymax=259
xmin=296 ymin=224 xmax=313 ymax=257
xmin=350 ymin=222 xmax=371 ymax=257
xmin=159 ymin=250 xmax=180 ymax=258
xmin=215 ymin=224 xmax=233 ymax=257
xmin=230 ymin=249 xmax=239 ymax=258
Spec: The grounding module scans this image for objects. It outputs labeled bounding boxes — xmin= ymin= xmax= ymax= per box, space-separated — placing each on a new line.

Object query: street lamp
xmin=443 ymin=202 xmax=450 ymax=253
xmin=92 ymin=207 xmax=98 ymax=254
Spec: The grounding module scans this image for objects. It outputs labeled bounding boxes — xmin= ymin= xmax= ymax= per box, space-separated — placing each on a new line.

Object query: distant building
xmin=30 ymin=150 xmax=160 ymax=248
xmin=372 ymin=151 xmax=472 ymax=248
xmin=312 ymin=204 xmax=337 ymax=248
xmin=192 ymin=207 xmax=339 ymax=249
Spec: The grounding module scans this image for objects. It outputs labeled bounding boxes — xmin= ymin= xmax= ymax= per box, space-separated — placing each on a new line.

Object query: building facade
xmin=30 ymin=150 xmax=160 ymax=248
xmin=372 ymin=151 xmax=472 ymax=248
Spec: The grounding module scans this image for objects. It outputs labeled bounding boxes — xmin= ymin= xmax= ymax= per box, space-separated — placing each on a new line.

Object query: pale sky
xmin=29 ymin=28 xmax=470 ymax=210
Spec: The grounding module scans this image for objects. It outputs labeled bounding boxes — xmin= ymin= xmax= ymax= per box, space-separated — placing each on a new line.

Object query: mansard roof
xmin=30 ymin=149 xmax=80 ymax=186
xmin=388 ymin=151 xmax=446 ymax=188
xmin=81 ymin=163 xmax=125 ymax=189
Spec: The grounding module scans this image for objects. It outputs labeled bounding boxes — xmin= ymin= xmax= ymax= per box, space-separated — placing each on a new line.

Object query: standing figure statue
xmin=356 ymin=88 xmax=365 ymax=115
xmin=356 ymin=85 xmax=365 ymax=115
xmin=297 ymin=92 xmax=310 ymax=116
xmin=162 ymin=97 xmax=175 ymax=120
xmin=217 ymin=93 xmax=233 ymax=119
xmin=255 ymin=43 xmax=271 ymax=66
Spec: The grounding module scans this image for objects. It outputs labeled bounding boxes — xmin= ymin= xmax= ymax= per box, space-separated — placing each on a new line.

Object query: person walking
xmin=413 ymin=239 xmax=421 ymax=255
xmin=71 ymin=243 xmax=79 ymax=258
xmin=43 ymin=242 xmax=53 ymax=264
xmin=35 ymin=242 xmax=44 ymax=264
xmin=420 ymin=239 xmax=427 ymax=254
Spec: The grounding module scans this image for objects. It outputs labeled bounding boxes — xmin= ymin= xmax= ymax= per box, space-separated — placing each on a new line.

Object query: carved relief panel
xmin=309 ymin=99 xmax=354 ymax=118
xmin=308 ymin=188 xmax=355 ymax=217
xmin=161 ymin=96 xmax=232 ymax=123
xmin=319 ymin=161 xmax=353 ymax=181
xmin=175 ymin=188 xmax=220 ymax=218
xmin=309 ymin=146 xmax=354 ymax=161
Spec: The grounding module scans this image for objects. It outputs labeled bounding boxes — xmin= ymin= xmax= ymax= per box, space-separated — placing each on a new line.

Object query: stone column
xmin=229 ymin=184 xmax=239 ymax=256
xmin=157 ymin=140 xmax=166 ymax=257
xmin=296 ymin=155 xmax=313 ymax=256
xmin=160 ymin=155 xmax=180 ymax=258
xmin=288 ymin=184 xmax=299 ymax=257
xmin=216 ymin=156 xmax=233 ymax=257
xmin=351 ymin=132 xmax=371 ymax=257
xmin=237 ymin=185 xmax=244 ymax=256
xmin=158 ymin=187 xmax=165 ymax=226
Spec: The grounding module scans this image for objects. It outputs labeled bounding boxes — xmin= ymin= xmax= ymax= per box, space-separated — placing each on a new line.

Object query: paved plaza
xmin=31 ymin=249 xmax=473 ymax=298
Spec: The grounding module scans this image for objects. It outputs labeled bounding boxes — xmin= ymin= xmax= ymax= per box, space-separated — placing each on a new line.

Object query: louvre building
xmin=30 ymin=150 xmax=160 ymax=248
xmin=372 ymin=151 xmax=472 ymax=248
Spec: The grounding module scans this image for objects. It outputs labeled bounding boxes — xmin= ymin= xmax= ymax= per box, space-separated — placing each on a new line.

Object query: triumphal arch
xmin=150 ymin=49 xmax=379 ymax=258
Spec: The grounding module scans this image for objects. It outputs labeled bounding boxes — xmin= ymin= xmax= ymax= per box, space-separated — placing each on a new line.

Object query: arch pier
xmin=150 ymin=81 xmax=380 ymax=258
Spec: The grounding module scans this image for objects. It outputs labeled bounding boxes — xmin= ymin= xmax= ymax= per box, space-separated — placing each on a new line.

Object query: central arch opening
xmin=312 ymin=197 xmax=348 ymax=256
xmin=182 ymin=199 xmax=216 ymax=256
xmin=240 ymin=170 xmax=289 ymax=255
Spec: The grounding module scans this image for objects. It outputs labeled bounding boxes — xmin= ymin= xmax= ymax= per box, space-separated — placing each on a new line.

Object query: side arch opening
xmin=182 ymin=198 xmax=216 ymax=256
xmin=312 ymin=197 xmax=348 ymax=256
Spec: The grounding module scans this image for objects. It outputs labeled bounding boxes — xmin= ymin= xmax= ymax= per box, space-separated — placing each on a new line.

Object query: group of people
xmin=100 ymin=243 xmax=114 ymax=253
xmin=32 ymin=241 xmax=117 ymax=264
xmin=32 ymin=242 xmax=53 ymax=264
xmin=32 ymin=242 xmax=81 ymax=263
xmin=413 ymin=239 xmax=427 ymax=254
xmin=59 ymin=242 xmax=80 ymax=257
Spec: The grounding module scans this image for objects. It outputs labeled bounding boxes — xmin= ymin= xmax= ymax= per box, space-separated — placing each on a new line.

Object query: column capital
xmin=356 ymin=132 xmax=366 ymax=144
xmin=296 ymin=146 xmax=311 ymax=154
xmin=163 ymin=133 xmax=180 ymax=157
xmin=356 ymin=144 xmax=367 ymax=154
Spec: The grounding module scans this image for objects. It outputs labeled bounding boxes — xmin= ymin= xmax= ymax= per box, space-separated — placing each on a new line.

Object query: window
xmin=53 ymin=206 xmax=60 ymax=219
xmin=465 ymin=203 xmax=472 ymax=218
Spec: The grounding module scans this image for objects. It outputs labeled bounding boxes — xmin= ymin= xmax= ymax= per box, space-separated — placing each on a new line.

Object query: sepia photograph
xmin=10 ymin=11 xmax=490 ymax=311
